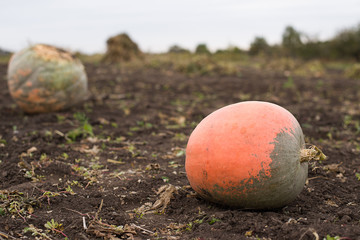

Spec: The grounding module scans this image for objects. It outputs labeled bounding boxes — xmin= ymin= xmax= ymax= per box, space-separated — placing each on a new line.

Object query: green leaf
xmin=208 ymin=217 xmax=220 ymax=225
xmin=0 ymin=207 xmax=5 ymax=215
xmin=355 ymin=172 xmax=360 ymax=181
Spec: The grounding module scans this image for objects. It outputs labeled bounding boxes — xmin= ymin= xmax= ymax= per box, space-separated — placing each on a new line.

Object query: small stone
xmin=340 ymin=215 xmax=352 ymax=223
xmin=337 ymin=208 xmax=353 ymax=218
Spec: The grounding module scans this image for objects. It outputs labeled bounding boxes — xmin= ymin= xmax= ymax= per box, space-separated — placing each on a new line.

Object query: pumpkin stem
xmin=300 ymin=145 xmax=327 ymax=163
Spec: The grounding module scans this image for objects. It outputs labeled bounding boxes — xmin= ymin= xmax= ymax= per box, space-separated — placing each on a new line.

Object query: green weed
xmin=208 ymin=217 xmax=221 ymax=225
xmin=343 ymin=115 xmax=360 ymax=134
xmin=129 ymin=121 xmax=153 ymax=132
xmin=172 ymin=133 xmax=187 ymax=142
xmin=71 ymin=165 xmax=99 ymax=185
xmin=0 ymin=190 xmax=39 ymax=220
xmin=283 ymin=76 xmax=296 ymax=89
xmin=24 ymin=224 xmax=52 ymax=240
xmin=355 ymin=173 xmax=360 ymax=181
xmin=66 ymin=112 xmax=94 ymax=142
xmin=45 ymin=219 xmax=68 ymax=238
xmin=324 ymin=235 xmax=340 ymax=240
xmin=0 ymin=136 xmax=7 ymax=145
xmin=161 ymin=176 xmax=170 ymax=183
xmin=345 ymin=63 xmax=360 ymax=80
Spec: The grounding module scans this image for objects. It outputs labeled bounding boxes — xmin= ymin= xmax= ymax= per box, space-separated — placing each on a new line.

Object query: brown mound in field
xmin=102 ymin=33 xmax=143 ymax=63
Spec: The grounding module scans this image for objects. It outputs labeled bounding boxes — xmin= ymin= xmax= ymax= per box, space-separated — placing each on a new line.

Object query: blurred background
xmin=1 ymin=0 xmax=359 ymax=56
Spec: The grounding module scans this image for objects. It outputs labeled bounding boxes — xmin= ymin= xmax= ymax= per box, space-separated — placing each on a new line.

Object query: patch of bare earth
xmin=0 ymin=63 xmax=360 ymax=239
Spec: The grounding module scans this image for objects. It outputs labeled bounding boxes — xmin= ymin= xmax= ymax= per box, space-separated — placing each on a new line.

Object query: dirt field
xmin=1 ymin=59 xmax=360 ymax=240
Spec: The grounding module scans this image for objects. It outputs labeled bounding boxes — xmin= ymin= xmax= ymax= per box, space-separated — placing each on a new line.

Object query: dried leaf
xmin=336 ymin=173 xmax=347 ymax=183
xmin=109 ymin=93 xmax=127 ymax=100
xmin=145 ymin=163 xmax=160 ymax=171
xmin=245 ymin=230 xmax=253 ymax=237
xmin=85 ymin=137 xmax=100 ymax=143
xmin=27 ymin=147 xmax=38 ymax=154
xmin=54 ymin=130 xmax=64 ymax=137
xmin=98 ymin=117 xmax=110 ymax=125
xmin=150 ymin=184 xmax=178 ymax=212
xmin=87 ymin=199 xmax=136 ymax=239
xmin=20 ymin=146 xmax=38 ymax=157
xmin=323 ymin=163 xmax=345 ymax=173
xmin=136 ymin=184 xmax=178 ymax=215
xmin=170 ymin=116 xmax=186 ymax=125
xmin=324 ymin=199 xmax=339 ymax=207
xmin=86 ymin=221 xmax=135 ymax=240
xmin=74 ymin=145 xmax=100 ymax=155
xmin=107 ymin=159 xmax=124 ymax=164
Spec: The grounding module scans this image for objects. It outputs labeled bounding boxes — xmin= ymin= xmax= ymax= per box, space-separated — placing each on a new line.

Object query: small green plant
xmin=39 ymin=191 xmax=60 ymax=205
xmin=69 ymin=180 xmax=83 ymax=187
xmin=66 ymin=112 xmax=94 ymax=142
xmin=114 ymin=136 xmax=126 ymax=143
xmin=324 ymin=235 xmax=341 ymax=240
xmin=0 ymin=136 xmax=7 ymax=146
xmin=125 ymin=143 xmax=140 ymax=157
xmin=24 ymin=170 xmax=36 ymax=180
xmin=185 ymin=217 xmax=206 ymax=231
xmin=56 ymin=114 xmax=66 ymax=123
xmin=168 ymin=161 xmax=181 ymax=168
xmin=13 ymin=125 xmax=18 ymax=134
xmin=185 ymin=222 xmax=193 ymax=231
xmin=71 ymin=165 xmax=99 ymax=185
xmin=355 ymin=172 xmax=360 ymax=181
xmin=343 ymin=115 xmax=360 ymax=134
xmin=24 ymin=224 xmax=52 ymax=239
xmin=45 ymin=219 xmax=68 ymax=238
xmin=0 ymin=190 xmax=39 ymax=220
xmin=135 ymin=211 xmax=144 ymax=219
xmin=161 ymin=176 xmax=170 ymax=183
xmin=283 ymin=76 xmax=296 ymax=89
xmin=208 ymin=217 xmax=221 ymax=225
xmin=62 ymin=152 xmax=69 ymax=159
xmin=44 ymin=130 xmax=53 ymax=139
xmin=193 ymin=218 xmax=204 ymax=224
xmin=344 ymin=115 xmax=352 ymax=127
xmin=0 ymin=207 xmax=5 ymax=215
xmin=44 ymin=219 xmax=63 ymax=231
xmin=129 ymin=121 xmax=153 ymax=132
xmin=175 ymin=149 xmax=186 ymax=157
xmin=91 ymin=162 xmax=104 ymax=170
xmin=172 ymin=133 xmax=187 ymax=141
xmin=65 ymin=185 xmax=75 ymax=195
xmin=40 ymin=153 xmax=49 ymax=162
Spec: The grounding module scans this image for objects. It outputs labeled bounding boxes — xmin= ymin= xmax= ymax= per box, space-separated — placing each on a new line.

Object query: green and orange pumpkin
xmin=7 ymin=44 xmax=88 ymax=113
xmin=185 ymin=101 xmax=325 ymax=209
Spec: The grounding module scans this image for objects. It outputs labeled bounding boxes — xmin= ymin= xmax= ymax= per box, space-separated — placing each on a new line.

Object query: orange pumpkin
xmin=7 ymin=44 xmax=88 ymax=113
xmin=185 ymin=101 xmax=322 ymax=209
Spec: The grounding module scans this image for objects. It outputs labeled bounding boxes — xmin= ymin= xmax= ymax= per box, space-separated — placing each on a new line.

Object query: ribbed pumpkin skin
xmin=185 ymin=101 xmax=307 ymax=209
xmin=7 ymin=44 xmax=88 ymax=113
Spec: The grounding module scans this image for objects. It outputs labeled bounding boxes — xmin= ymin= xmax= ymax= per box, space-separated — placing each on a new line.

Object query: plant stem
xmin=300 ymin=145 xmax=327 ymax=163
xmin=53 ymin=228 xmax=68 ymax=238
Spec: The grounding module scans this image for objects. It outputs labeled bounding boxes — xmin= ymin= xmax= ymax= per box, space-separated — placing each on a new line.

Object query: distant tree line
xmin=249 ymin=24 xmax=360 ymax=61
xmin=0 ymin=48 xmax=12 ymax=56
xmin=169 ymin=23 xmax=360 ymax=61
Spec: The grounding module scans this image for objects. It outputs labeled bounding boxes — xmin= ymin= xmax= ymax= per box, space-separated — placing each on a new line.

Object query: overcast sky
xmin=1 ymin=0 xmax=359 ymax=54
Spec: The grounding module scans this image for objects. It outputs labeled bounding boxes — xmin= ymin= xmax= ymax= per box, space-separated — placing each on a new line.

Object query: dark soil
xmin=0 ymin=61 xmax=360 ymax=240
